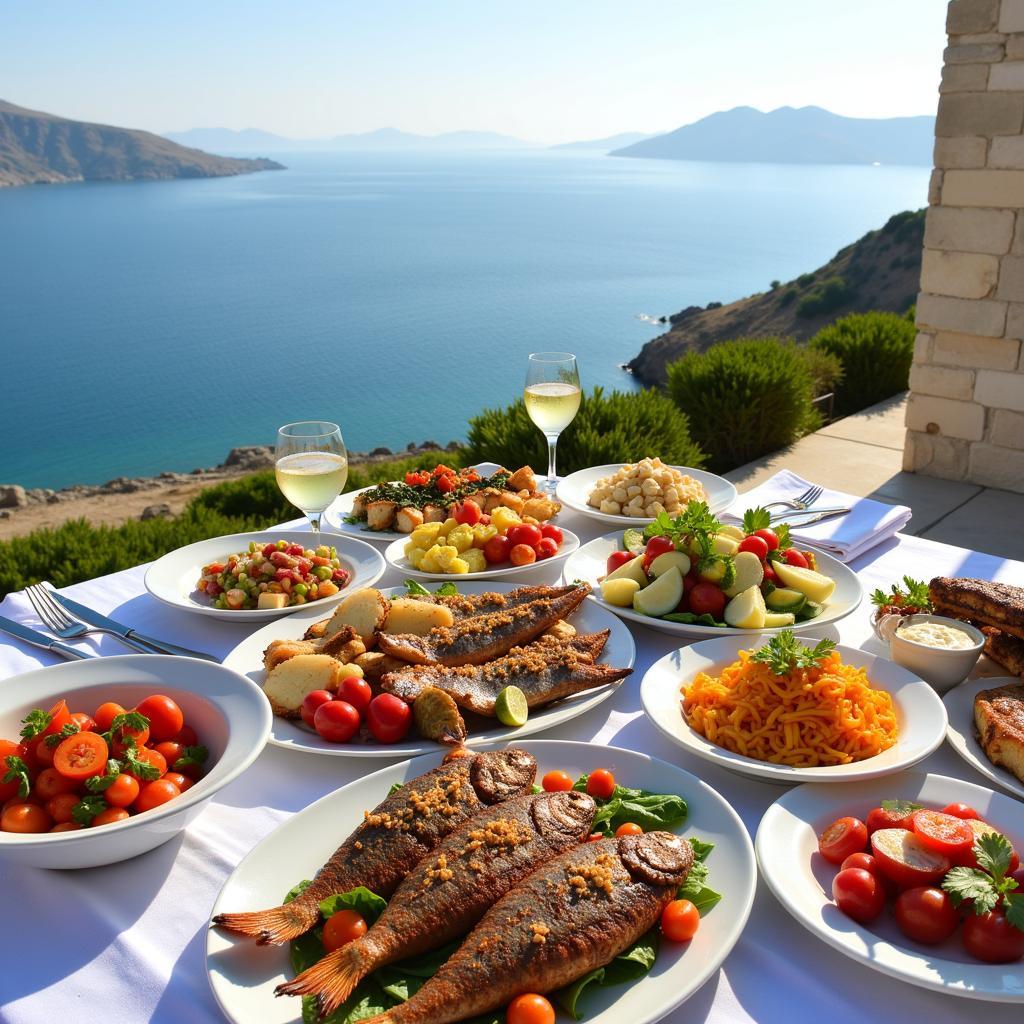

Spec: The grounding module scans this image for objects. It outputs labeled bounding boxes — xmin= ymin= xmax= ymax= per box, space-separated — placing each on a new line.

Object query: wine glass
xmin=275 ymin=421 xmax=348 ymax=534
xmin=524 ymin=352 xmax=581 ymax=492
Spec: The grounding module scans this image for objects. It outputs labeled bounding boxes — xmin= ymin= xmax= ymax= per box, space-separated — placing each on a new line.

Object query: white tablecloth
xmin=1 ymin=510 xmax=1022 ymax=1024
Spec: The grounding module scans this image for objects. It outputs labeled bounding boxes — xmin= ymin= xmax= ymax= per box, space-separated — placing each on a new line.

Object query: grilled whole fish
xmin=930 ymin=577 xmax=1024 ymax=640
xmin=277 ymin=790 xmax=597 ymax=1016
xmin=377 ymin=584 xmax=591 ymax=667
xmin=381 ymin=632 xmax=630 ymax=716
xmin=211 ymin=748 xmax=536 ymax=945
xmin=361 ymin=831 xmax=693 ymax=1024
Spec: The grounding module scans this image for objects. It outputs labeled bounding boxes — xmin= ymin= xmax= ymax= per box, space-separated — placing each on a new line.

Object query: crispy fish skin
xmin=363 ymin=832 xmax=693 ymax=1024
xmin=381 ymin=631 xmax=630 ymax=716
xmin=981 ymin=627 xmax=1024 ymax=678
xmin=930 ymin=577 xmax=1024 ymax=640
xmin=377 ymin=584 xmax=591 ymax=667
xmin=277 ymin=790 xmax=597 ymax=1015
xmin=211 ymin=748 xmax=536 ymax=945
xmin=412 ymin=687 xmax=467 ymax=745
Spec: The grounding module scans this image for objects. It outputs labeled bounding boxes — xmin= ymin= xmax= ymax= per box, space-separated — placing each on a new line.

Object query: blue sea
xmin=0 ymin=150 xmax=929 ymax=490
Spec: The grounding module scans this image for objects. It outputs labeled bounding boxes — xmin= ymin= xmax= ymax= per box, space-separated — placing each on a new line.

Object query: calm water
xmin=0 ymin=151 xmax=928 ymax=489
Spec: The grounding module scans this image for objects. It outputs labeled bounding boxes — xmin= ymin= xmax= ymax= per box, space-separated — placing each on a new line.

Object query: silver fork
xmin=760 ymin=484 xmax=823 ymax=512
xmin=25 ymin=584 xmax=156 ymax=654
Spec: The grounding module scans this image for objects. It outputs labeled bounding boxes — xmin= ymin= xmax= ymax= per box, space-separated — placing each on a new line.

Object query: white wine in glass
xmin=524 ymin=352 xmax=581 ymax=492
xmin=275 ymin=421 xmax=348 ymax=534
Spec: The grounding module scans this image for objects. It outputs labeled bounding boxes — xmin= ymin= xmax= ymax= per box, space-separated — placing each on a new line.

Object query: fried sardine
xmin=930 ymin=577 xmax=1024 ymax=640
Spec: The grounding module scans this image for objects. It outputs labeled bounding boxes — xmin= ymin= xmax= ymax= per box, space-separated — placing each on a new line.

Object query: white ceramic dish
xmin=0 ymin=655 xmax=271 ymax=869
xmin=943 ymin=675 xmax=1024 ymax=802
xmin=556 ymin=463 xmax=737 ymax=526
xmin=207 ymin=738 xmax=757 ymax=1024
xmin=563 ymin=531 xmax=863 ymax=640
xmin=641 ymin=635 xmax=948 ymax=784
xmin=756 ymin=771 xmax=1024 ymax=1002
xmin=222 ymin=582 xmax=635 ymax=758
xmin=144 ymin=530 xmax=386 ymax=622
xmin=889 ymin=614 xmax=985 ymax=693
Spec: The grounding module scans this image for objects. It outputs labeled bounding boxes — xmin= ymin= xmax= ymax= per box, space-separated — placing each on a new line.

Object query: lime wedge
xmin=622 ymin=528 xmax=646 ymax=555
xmin=495 ymin=685 xmax=529 ymax=728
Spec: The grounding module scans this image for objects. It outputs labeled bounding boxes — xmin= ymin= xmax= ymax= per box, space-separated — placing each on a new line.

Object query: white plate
xmin=207 ymin=738 xmax=757 ymax=1024
xmin=757 ymin=771 xmax=1024 ymax=1002
xmin=556 ymin=463 xmax=737 ymax=525
xmin=144 ymin=530 xmax=386 ymax=622
xmin=943 ymin=675 xmax=1024 ymax=802
xmin=563 ymin=530 xmax=863 ymax=640
xmin=641 ymin=636 xmax=948 ymax=784
xmin=386 ymin=528 xmax=580 ymax=582
xmin=222 ymin=582 xmax=635 ymax=758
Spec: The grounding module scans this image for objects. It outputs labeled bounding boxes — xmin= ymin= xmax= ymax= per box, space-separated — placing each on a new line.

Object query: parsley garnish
xmin=44 ymin=721 xmax=81 ymax=749
xmin=174 ymin=745 xmax=208 ymax=769
xmin=742 ymin=507 xmax=772 ymax=534
xmin=750 ymin=631 xmax=837 ymax=675
xmin=869 ymin=576 xmax=933 ymax=611
xmin=71 ymin=794 xmax=107 ymax=826
xmin=19 ymin=708 xmax=52 ymax=741
xmin=943 ymin=833 xmax=1024 ymax=930
xmin=85 ymin=759 xmax=123 ymax=793
xmin=643 ymin=501 xmax=722 ymax=544
xmin=109 ymin=710 xmax=149 ymax=736
xmin=880 ymin=799 xmax=923 ymax=815
xmin=2 ymin=755 xmax=31 ymax=800
xmin=120 ymin=738 xmax=160 ymax=781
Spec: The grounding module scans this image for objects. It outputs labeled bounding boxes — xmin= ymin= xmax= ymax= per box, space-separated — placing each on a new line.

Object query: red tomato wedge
xmin=52 ymin=731 xmax=109 ymax=780
xmin=961 ymin=819 xmax=1020 ymax=871
xmin=866 ymin=805 xmax=918 ymax=834
xmin=871 ymin=828 xmax=951 ymax=888
xmin=912 ymin=810 xmax=975 ymax=861
xmin=818 ymin=817 xmax=868 ymax=864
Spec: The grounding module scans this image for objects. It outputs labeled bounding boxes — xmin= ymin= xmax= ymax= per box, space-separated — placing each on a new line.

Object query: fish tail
xmin=212 ymin=895 xmax=320 ymax=945
xmin=275 ymin=941 xmax=373 ymax=1014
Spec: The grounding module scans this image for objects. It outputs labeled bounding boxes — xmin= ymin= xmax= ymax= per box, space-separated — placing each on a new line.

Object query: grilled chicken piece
xmin=975 ymin=682 xmax=1024 ymax=784
xmin=366 ymin=500 xmax=399 ymax=531
xmin=982 ymin=627 xmax=1024 ymax=678
xmin=381 ymin=632 xmax=628 ymax=716
xmin=277 ymin=790 xmax=596 ymax=1016
xmin=377 ymin=585 xmax=590 ymax=667
xmin=212 ymin=748 xmax=536 ymax=945
xmin=360 ymin=832 xmax=693 ymax=1024
xmin=413 ymin=687 xmax=467 ymax=745
xmin=930 ymin=577 xmax=1024 ymax=640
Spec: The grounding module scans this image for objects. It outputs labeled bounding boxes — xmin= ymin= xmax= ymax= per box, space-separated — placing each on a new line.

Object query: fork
xmin=760 ymin=484 xmax=823 ymax=512
xmin=25 ymin=584 xmax=156 ymax=654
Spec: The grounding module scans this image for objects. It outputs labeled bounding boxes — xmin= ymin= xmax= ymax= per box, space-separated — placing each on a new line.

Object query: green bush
xmin=809 ymin=311 xmax=915 ymax=415
xmin=796 ymin=273 xmax=815 ymax=288
xmin=666 ymin=338 xmax=817 ymax=472
xmin=797 ymin=276 xmax=853 ymax=318
xmin=778 ymin=287 xmax=797 ymax=307
xmin=799 ymin=347 xmax=844 ymax=399
xmin=464 ymin=386 xmax=706 ymax=475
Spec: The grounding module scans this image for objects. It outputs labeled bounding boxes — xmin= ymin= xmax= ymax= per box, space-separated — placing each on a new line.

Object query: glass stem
xmin=307 ymin=513 xmax=321 ymax=534
xmin=546 ymin=433 xmax=559 ymax=484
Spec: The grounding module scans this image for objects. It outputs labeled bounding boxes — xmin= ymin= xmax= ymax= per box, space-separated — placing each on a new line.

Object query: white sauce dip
xmin=896 ymin=621 xmax=976 ymax=650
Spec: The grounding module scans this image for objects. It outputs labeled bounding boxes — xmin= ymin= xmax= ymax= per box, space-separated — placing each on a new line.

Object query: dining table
xmin=0 ymin=501 xmax=1022 ymax=1024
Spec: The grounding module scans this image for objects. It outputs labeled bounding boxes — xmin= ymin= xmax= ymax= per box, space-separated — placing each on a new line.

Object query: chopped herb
xmin=71 ymin=794 xmax=107 ymax=826
xmin=750 ymin=631 xmax=837 ymax=675
xmin=19 ymin=708 xmax=52 ymax=741
xmin=121 ymin=738 xmax=160 ymax=781
xmin=870 ymin=576 xmax=933 ymax=612
xmin=742 ymin=507 xmax=772 ymax=534
xmin=943 ymin=833 xmax=1024 ymax=930
xmin=3 ymin=755 xmax=31 ymax=800
xmin=433 ymin=582 xmax=459 ymax=597
xmin=403 ymin=579 xmax=432 ymax=596
xmin=44 ymin=721 xmax=81 ymax=748
xmin=109 ymin=710 xmax=150 ymax=735
xmin=174 ymin=745 xmax=208 ymax=769
xmin=880 ymin=799 xmax=923 ymax=815
xmin=85 ymin=760 xmax=123 ymax=793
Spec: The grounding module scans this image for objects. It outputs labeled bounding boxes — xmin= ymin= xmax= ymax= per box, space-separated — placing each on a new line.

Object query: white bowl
xmin=888 ymin=614 xmax=984 ymax=693
xmin=0 ymin=655 xmax=271 ymax=869
xmin=641 ymin=635 xmax=948 ymax=784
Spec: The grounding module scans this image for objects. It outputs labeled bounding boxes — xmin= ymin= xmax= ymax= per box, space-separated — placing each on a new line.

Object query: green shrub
xmin=809 ymin=311 xmax=915 ymax=415
xmin=798 ymin=347 xmax=844 ymax=399
xmin=769 ymin=279 xmax=781 ymax=291
xmin=796 ymin=276 xmax=853 ymax=319
xmin=796 ymin=273 xmax=815 ymax=288
xmin=666 ymin=338 xmax=817 ymax=472
xmin=778 ymin=287 xmax=797 ymax=307
xmin=463 ymin=386 xmax=706 ymax=475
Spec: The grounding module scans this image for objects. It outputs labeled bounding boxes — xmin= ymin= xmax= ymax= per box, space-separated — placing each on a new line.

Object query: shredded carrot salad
xmin=681 ymin=649 xmax=898 ymax=767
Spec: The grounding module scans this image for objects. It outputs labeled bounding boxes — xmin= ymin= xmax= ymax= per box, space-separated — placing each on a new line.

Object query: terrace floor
xmin=725 ymin=392 xmax=1024 ymax=561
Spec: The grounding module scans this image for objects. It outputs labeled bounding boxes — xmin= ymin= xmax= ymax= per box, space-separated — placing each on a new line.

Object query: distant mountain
xmin=161 ymin=127 xmax=297 ymax=152
xmin=164 ymin=126 xmax=533 ymax=152
xmin=0 ymin=99 xmax=283 ymax=188
xmin=612 ymin=106 xmax=935 ymax=166
xmin=551 ymin=131 xmax=655 ymax=152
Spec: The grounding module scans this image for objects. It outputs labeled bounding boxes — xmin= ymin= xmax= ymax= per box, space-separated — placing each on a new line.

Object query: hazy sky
xmin=2 ymin=1 xmax=948 ymax=142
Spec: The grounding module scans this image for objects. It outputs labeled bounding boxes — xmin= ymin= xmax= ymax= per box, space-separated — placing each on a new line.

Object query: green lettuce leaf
xmin=320 ymin=886 xmax=388 ymax=925
xmin=556 ymin=931 xmax=659 ymax=1020
xmin=573 ymin=779 xmax=688 ymax=835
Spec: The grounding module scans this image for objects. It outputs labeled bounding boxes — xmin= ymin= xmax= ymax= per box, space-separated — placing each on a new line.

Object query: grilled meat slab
xmin=930 ymin=577 xmax=1024 ymax=640
xmin=975 ymin=682 xmax=1024 ymax=784
xmin=277 ymin=790 xmax=596 ymax=1016
xmin=981 ymin=627 xmax=1024 ymax=678
xmin=212 ymin=748 xmax=536 ymax=945
xmin=362 ymin=832 xmax=693 ymax=1024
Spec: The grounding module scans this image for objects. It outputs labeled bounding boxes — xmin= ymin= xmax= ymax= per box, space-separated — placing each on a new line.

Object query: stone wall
xmin=904 ymin=0 xmax=1024 ymax=492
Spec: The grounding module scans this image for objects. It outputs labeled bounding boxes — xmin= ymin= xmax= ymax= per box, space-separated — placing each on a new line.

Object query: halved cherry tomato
xmin=365 ymin=694 xmax=411 ymax=744
xmin=586 ymin=769 xmax=616 ymax=800
xmin=894 ymin=887 xmax=959 ymax=945
xmin=661 ymin=899 xmax=700 ymax=941
xmin=162 ymin=771 xmax=193 ymax=792
xmin=817 ymin=817 xmax=868 ymax=864
xmin=34 ymin=767 xmax=77 ymax=801
xmin=41 ymin=699 xmax=72 ymax=737
xmin=960 ymin=819 xmax=1020 ymax=871
xmin=753 ymin=528 xmax=779 ymax=552
xmin=483 ymin=535 xmax=512 ymax=565
xmin=541 ymin=770 xmax=573 ymax=793
xmin=338 ymin=676 xmax=373 ymax=715
xmin=866 ymin=805 xmax=918 ymax=834
xmin=782 ymin=548 xmax=809 ymax=568
xmin=70 ymin=712 xmax=96 ymax=732
xmin=942 ymin=802 xmax=981 ymax=820
xmin=507 ymin=993 xmax=556 ymax=1024
xmin=738 ymin=535 xmax=769 ymax=560
xmin=606 ymin=550 xmax=635 ymax=575
xmin=1 ymin=803 xmax=51 ymax=833
xmin=91 ymin=807 xmax=130 ymax=827
xmin=912 ymin=810 xmax=975 ymax=861
xmin=104 ymin=773 xmax=141 ymax=808
xmin=53 ymin=731 xmax=109 ymax=781
xmin=615 ymin=822 xmax=643 ymax=837
xmin=93 ymin=702 xmax=126 ymax=731
xmin=0 ymin=739 xmax=30 ymax=802
xmin=435 ymin=475 xmax=455 ymax=494
xmin=535 ymin=538 xmax=558 ymax=559
xmin=509 ymin=543 xmax=536 ymax=567
xmin=832 ymin=868 xmax=885 ymax=924
xmin=322 ymin=909 xmax=368 ymax=953
xmin=133 ymin=779 xmax=182 ymax=813
xmin=452 ymin=501 xmax=482 ymax=526
xmin=45 ymin=792 xmax=80 ymax=824
xmin=507 ymin=524 xmax=543 ymax=548
xmin=962 ymin=909 xmax=1024 ymax=963
xmin=134 ymin=695 xmax=184 ymax=742
xmin=871 ymin=828 xmax=950 ymax=888
xmin=540 ymin=524 xmax=563 ymax=544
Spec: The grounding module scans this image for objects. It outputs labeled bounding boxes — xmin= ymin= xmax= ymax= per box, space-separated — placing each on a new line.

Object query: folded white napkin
xmin=722 ymin=469 xmax=912 ymax=563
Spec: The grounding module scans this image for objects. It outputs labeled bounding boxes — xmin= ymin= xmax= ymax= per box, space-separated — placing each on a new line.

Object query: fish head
xmin=530 ymin=790 xmax=596 ymax=842
xmin=470 ymin=747 xmax=537 ymax=804
xmin=619 ymin=831 xmax=694 ymax=888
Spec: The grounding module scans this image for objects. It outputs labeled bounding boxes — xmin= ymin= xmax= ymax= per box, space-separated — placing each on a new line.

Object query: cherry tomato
xmin=661 ymin=899 xmax=701 ymax=941
xmin=29 ymin=735 xmax=55 ymax=768
xmin=587 ymin=831 xmax=604 ymax=842
xmin=452 ymin=501 xmax=482 ymax=526
xmin=941 ymin=802 xmax=981 ymax=820
xmin=1011 ymin=865 xmax=1024 ymax=889
xmin=366 ymin=694 xmax=412 ymax=744
xmin=753 ymin=528 xmax=779 ymax=552
xmin=435 ymin=475 xmax=455 ymax=494
xmin=314 ymin=701 xmax=361 ymax=743
xmin=70 ymin=712 xmax=96 ymax=732
xmin=818 ymin=816 xmax=869 ymax=864
xmin=541 ymin=770 xmax=573 ymax=793
xmin=133 ymin=778 xmax=182 ymax=813
xmin=134 ymin=695 xmax=184 ymax=742
xmin=615 ymin=822 xmax=643 ymax=837
xmin=104 ymin=773 xmax=141 ymax=808
xmin=606 ymin=550 xmax=635 ymax=575
xmin=34 ymin=767 xmax=77 ymax=801
xmin=91 ymin=807 xmax=131 ymax=827
xmin=483 ymin=535 xmax=512 ymax=565
xmin=338 ymin=676 xmax=373 ymax=715
xmin=840 ymin=852 xmax=882 ymax=876
xmin=41 ymin=699 xmax=72 ymax=737
xmin=1 ymin=803 xmax=51 ymax=833
xmin=161 ymin=772 xmax=192 ymax=793
xmin=301 ymin=690 xmax=335 ymax=729
xmin=643 ymin=535 xmax=676 ymax=569
xmin=782 ymin=548 xmax=809 ymax=568
xmin=871 ymin=828 xmax=950 ymax=888
xmin=0 ymin=739 xmax=30 ymax=802
xmin=93 ymin=701 xmax=126 ymax=732
xmin=134 ymin=746 xmax=168 ymax=779
xmin=110 ymin=718 xmax=150 ymax=758
xmin=912 ymin=810 xmax=975 ymax=861
xmin=322 ymin=909 xmax=368 ymax=953
xmin=961 ymin=819 xmax=1020 ymax=872
xmin=682 ymin=571 xmax=699 ymax=596
xmin=586 ymin=769 xmax=616 ymax=800
xmin=762 ymin=563 xmax=778 ymax=585
xmin=688 ymin=582 xmax=727 ymax=620
xmin=962 ymin=909 xmax=1024 ymax=963
xmin=738 ymin=535 xmax=769 ymax=560
xmin=442 ymin=747 xmax=472 ymax=762
xmin=50 ymin=822 xmax=82 ymax=833
xmin=540 ymin=524 xmax=563 ymax=544
xmin=509 ymin=543 xmax=537 ymax=567
xmin=535 ymin=538 xmax=558 ymax=559
xmin=507 ymin=524 xmax=543 ymax=548
xmin=832 ymin=868 xmax=886 ymax=924
xmin=53 ymin=731 xmax=109 ymax=781
xmin=153 ymin=741 xmax=186 ymax=768
xmin=866 ymin=805 xmax=917 ymax=834
xmin=45 ymin=792 xmax=80 ymax=824
xmin=894 ymin=887 xmax=959 ymax=945
xmin=507 ymin=993 xmax=556 ymax=1024
xmin=2 ymin=793 xmax=40 ymax=814
xmin=171 ymin=724 xmax=199 ymax=747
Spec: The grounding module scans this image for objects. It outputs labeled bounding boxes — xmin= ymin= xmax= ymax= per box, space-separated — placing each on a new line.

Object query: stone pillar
xmin=905 ymin=0 xmax=1024 ymax=492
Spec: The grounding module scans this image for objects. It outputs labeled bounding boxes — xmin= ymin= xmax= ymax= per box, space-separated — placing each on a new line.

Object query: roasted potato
xmin=262 ymin=654 xmax=348 ymax=718
xmin=543 ymin=620 xmax=577 ymax=641
xmin=325 ymin=588 xmax=390 ymax=644
xmin=263 ymin=638 xmax=319 ymax=672
xmin=384 ymin=597 xmax=455 ymax=636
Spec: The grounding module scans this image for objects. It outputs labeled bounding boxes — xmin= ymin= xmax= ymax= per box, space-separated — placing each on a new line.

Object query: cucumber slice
xmin=632 ymin=566 xmax=684 ymax=617
xmin=764 ymin=587 xmax=807 ymax=613
xmin=795 ymin=600 xmax=823 ymax=621
xmin=622 ymin=528 xmax=646 ymax=555
xmin=763 ymin=611 xmax=796 ymax=628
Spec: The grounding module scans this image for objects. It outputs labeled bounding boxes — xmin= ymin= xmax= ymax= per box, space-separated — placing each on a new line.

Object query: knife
xmin=50 ymin=592 xmax=219 ymax=662
xmin=0 ymin=616 xmax=94 ymax=661
xmin=771 ymin=507 xmax=851 ymax=527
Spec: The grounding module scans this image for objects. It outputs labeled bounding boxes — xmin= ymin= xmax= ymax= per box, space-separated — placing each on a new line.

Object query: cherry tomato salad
xmin=819 ymin=797 xmax=1024 ymax=963
xmin=1 ymin=693 xmax=207 ymax=834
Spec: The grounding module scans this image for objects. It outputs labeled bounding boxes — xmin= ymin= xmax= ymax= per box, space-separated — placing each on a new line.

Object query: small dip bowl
xmin=888 ymin=613 xmax=984 ymax=693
